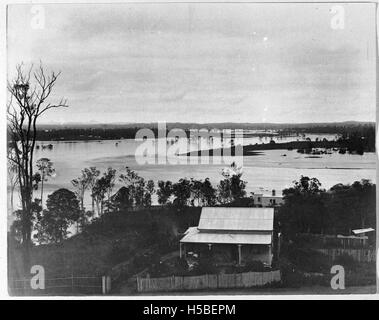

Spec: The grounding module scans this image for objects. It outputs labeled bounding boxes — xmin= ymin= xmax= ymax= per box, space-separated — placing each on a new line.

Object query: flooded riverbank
xmin=7 ymin=137 xmax=376 ymax=224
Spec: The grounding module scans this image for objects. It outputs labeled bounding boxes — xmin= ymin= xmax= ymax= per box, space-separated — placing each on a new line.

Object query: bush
xmin=334 ymin=254 xmax=359 ymax=271
xmin=281 ymin=270 xmax=304 ymax=288
xmin=107 ymin=239 xmax=134 ymax=265
xmin=344 ymin=262 xmax=376 ymax=287
xmin=133 ymin=253 xmax=151 ymax=271
xmin=278 ymin=258 xmax=302 ymax=287
xmin=230 ymin=260 xmax=266 ymax=273
xmin=149 ymin=261 xmax=170 ymax=277
xmin=244 ymin=260 xmax=265 ymax=272
xmin=285 ymin=245 xmax=331 ymax=273
xmin=191 ymin=256 xmax=217 ymax=275
xmin=172 ymin=257 xmax=189 ymax=276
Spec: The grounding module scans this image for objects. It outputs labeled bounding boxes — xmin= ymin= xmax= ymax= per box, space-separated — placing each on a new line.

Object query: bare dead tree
xmin=7 ymin=63 xmax=68 ymax=257
xmin=7 ymin=148 xmax=19 ymax=214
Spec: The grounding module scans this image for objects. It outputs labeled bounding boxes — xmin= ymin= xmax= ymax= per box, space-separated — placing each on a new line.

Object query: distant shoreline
xmin=181 ymin=140 xmax=373 ymax=156
xmin=24 ymin=121 xmax=374 ymax=142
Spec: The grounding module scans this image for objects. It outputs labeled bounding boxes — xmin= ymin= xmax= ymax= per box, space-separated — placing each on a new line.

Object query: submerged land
xmin=32 ymin=121 xmax=374 ymax=142
xmin=183 ymin=139 xmax=373 ymax=157
xmin=8 ymin=120 xmax=376 ymax=295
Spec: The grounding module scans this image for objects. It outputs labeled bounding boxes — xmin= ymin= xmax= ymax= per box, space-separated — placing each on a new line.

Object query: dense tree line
xmin=30 ymin=123 xmax=375 ymax=147
xmin=10 ymin=162 xmax=248 ymax=244
xmin=279 ymin=176 xmax=376 ymax=239
xmin=278 ymin=123 xmax=374 ymax=136
xmin=32 ymin=127 xmax=160 ymax=141
xmin=10 ymin=160 xmax=375 ymax=246
xmin=280 ymin=124 xmax=375 ymax=153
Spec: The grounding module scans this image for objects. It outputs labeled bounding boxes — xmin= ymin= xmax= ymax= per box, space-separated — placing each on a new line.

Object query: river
xmin=7 ymin=133 xmax=376 ymax=226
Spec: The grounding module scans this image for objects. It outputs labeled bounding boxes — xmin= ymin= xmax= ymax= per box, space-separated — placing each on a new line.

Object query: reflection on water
xmin=8 ymin=134 xmax=376 ymax=224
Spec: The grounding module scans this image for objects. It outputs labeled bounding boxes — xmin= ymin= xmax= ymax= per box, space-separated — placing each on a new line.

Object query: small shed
xmin=352 ymin=228 xmax=375 ymax=236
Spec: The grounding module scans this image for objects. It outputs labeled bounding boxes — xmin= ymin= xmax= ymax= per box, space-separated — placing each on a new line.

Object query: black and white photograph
xmin=4 ymin=1 xmax=377 ymax=298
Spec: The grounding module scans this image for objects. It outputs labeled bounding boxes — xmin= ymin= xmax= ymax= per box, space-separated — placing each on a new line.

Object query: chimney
xmin=272 ymin=189 xmax=276 ymax=196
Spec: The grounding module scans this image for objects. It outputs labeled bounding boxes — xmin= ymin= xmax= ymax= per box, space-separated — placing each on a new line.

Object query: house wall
xmin=252 ymin=194 xmax=284 ymax=207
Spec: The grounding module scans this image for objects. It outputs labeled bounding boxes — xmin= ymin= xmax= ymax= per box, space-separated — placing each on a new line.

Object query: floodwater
xmin=7 ymin=133 xmax=376 ymax=225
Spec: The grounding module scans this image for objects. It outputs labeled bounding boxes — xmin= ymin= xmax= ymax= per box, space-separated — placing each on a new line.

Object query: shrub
xmin=345 ymin=263 xmax=376 ymax=286
xmin=281 ymin=269 xmax=304 ymax=288
xmin=285 ymin=245 xmax=331 ymax=273
xmin=334 ymin=254 xmax=359 ymax=271
xmin=107 ymin=239 xmax=133 ymax=265
xmin=149 ymin=261 xmax=170 ymax=277
xmin=244 ymin=260 xmax=265 ymax=272
xmin=191 ymin=255 xmax=217 ymax=275
xmin=172 ymin=257 xmax=189 ymax=276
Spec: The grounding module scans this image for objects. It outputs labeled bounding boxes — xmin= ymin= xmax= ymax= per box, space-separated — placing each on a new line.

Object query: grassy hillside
xmin=8 ymin=207 xmax=202 ymax=291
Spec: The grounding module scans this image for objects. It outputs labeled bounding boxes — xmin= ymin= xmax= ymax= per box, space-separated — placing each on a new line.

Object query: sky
xmin=7 ymin=3 xmax=376 ymax=124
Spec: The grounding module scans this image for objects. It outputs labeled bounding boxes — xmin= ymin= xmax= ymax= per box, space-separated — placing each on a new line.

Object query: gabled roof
xmin=198 ymin=207 xmax=274 ymax=232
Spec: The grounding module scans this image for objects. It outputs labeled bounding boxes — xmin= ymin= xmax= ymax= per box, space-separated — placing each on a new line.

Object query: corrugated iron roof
xmin=352 ymin=228 xmax=375 ymax=235
xmin=336 ymin=234 xmax=368 ymax=239
xmin=253 ymin=194 xmax=283 ymax=199
xmin=180 ymin=227 xmax=272 ymax=245
xmin=198 ymin=207 xmax=274 ymax=231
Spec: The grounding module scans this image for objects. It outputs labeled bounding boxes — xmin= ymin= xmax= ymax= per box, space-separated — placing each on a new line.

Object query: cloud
xmin=7 ymin=3 xmax=376 ymax=123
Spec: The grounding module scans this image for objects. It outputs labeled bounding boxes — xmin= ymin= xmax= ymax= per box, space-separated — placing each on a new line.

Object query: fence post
xmin=137 ymin=276 xmax=140 ymax=293
xmin=102 ymin=276 xmax=106 ymax=294
xmin=106 ymin=276 xmax=112 ymax=293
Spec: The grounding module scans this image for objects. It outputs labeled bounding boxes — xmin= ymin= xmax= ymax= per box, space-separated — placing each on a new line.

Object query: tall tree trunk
xmin=8 ymin=63 xmax=68 ymax=278
xmin=96 ymin=200 xmax=100 ymax=217
xmin=91 ymin=193 xmax=95 ymax=213
xmin=10 ymin=184 xmax=15 ymax=213
xmin=21 ymin=190 xmax=33 ymax=275
xmin=40 ymin=176 xmax=44 ymax=209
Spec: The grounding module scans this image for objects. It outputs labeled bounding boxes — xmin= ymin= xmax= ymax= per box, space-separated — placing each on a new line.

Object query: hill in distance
xmin=38 ymin=121 xmax=375 ymax=131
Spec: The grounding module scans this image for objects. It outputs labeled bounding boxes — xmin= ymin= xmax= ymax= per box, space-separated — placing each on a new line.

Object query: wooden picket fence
xmin=136 ymin=270 xmax=281 ymax=293
xmin=316 ymin=248 xmax=376 ymax=263
xmin=8 ymin=275 xmax=110 ymax=296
